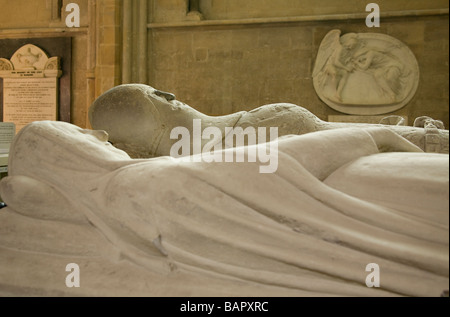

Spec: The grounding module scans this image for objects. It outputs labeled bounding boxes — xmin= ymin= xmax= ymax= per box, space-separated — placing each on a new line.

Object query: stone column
xmin=138 ymin=0 xmax=148 ymax=83
xmin=86 ymin=0 xmax=97 ymax=128
xmin=121 ymin=0 xmax=132 ymax=84
xmin=187 ymin=0 xmax=203 ymax=20
xmin=121 ymin=0 xmax=148 ymax=84
xmin=94 ymin=0 xmax=122 ymax=98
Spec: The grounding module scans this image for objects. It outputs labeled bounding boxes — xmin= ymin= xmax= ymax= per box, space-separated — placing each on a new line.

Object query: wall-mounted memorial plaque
xmin=312 ymin=29 xmax=419 ymax=115
xmin=0 ymin=44 xmax=61 ymax=132
xmin=0 ymin=37 xmax=71 ymax=132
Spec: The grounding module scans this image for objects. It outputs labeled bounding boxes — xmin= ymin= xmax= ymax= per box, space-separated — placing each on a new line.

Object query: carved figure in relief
xmin=312 ymin=29 xmax=420 ymax=115
xmin=88 ymin=84 xmax=449 ymax=159
xmin=313 ymin=31 xmax=361 ymax=102
xmin=0 ymin=119 xmax=448 ymax=296
xmin=353 ymin=48 xmax=406 ymax=102
xmin=16 ymin=47 xmax=43 ymax=69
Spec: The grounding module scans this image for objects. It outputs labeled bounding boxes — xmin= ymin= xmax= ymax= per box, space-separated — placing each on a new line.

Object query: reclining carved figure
xmin=0 ymin=117 xmax=448 ymax=296
xmin=88 ymin=84 xmax=449 ymax=158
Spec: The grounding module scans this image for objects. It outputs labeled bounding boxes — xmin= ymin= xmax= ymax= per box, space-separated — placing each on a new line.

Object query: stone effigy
xmin=88 ymin=84 xmax=448 ymax=159
xmin=0 ymin=118 xmax=448 ymax=296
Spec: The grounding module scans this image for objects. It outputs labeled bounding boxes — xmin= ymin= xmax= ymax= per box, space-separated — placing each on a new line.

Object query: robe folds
xmin=0 ymin=121 xmax=448 ymax=296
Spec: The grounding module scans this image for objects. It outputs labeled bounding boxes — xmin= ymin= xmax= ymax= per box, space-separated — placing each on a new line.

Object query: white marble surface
xmin=0 ymin=121 xmax=447 ymax=296
xmin=89 ymin=84 xmax=448 ymax=158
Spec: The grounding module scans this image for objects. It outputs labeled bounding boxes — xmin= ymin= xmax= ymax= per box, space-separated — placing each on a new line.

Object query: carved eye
xmin=154 ymin=89 xmax=176 ymax=101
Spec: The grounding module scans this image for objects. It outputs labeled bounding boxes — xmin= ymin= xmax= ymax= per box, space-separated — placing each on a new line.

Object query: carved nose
xmin=87 ymin=129 xmax=109 ymax=142
xmin=154 ymin=89 xmax=176 ymax=101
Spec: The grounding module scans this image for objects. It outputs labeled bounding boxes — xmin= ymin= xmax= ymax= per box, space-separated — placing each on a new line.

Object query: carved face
xmin=45 ymin=122 xmax=128 ymax=158
xmin=343 ymin=38 xmax=358 ymax=51
xmin=7 ymin=120 xmax=132 ymax=180
xmin=89 ymin=84 xmax=185 ymax=157
xmin=340 ymin=33 xmax=359 ymax=51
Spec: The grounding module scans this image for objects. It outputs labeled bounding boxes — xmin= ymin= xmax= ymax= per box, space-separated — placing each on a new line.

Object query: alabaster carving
xmin=413 ymin=117 xmax=447 ymax=153
xmin=44 ymin=57 xmax=60 ymax=71
xmin=0 ymin=44 xmax=61 ymax=77
xmin=0 ymin=120 xmax=448 ymax=296
xmin=0 ymin=58 xmax=13 ymax=71
xmin=379 ymin=115 xmax=406 ymax=126
xmin=414 ymin=116 xmax=445 ymax=130
xmin=312 ymin=30 xmax=419 ymax=115
xmin=12 ymin=45 xmax=46 ymax=70
xmin=88 ymin=84 xmax=448 ymax=158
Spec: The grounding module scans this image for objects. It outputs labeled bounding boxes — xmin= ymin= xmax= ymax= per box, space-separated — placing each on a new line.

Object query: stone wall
xmin=148 ymin=0 xmax=449 ymax=128
xmin=0 ymin=0 xmax=122 ymax=129
xmin=0 ymin=0 xmax=449 ymax=129
xmin=198 ymin=0 xmax=448 ymax=20
xmin=95 ymin=0 xmax=122 ymax=101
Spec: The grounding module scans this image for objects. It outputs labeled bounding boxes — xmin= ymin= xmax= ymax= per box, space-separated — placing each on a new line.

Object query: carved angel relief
xmin=313 ymin=30 xmax=419 ymax=115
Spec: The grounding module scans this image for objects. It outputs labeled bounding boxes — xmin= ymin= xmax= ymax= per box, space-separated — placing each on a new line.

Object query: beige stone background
xmin=0 ymin=0 xmax=448 ymax=129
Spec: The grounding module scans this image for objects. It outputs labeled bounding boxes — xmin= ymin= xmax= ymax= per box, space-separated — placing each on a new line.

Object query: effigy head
xmin=89 ymin=84 xmax=181 ymax=157
xmin=7 ymin=120 xmax=131 ymax=182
